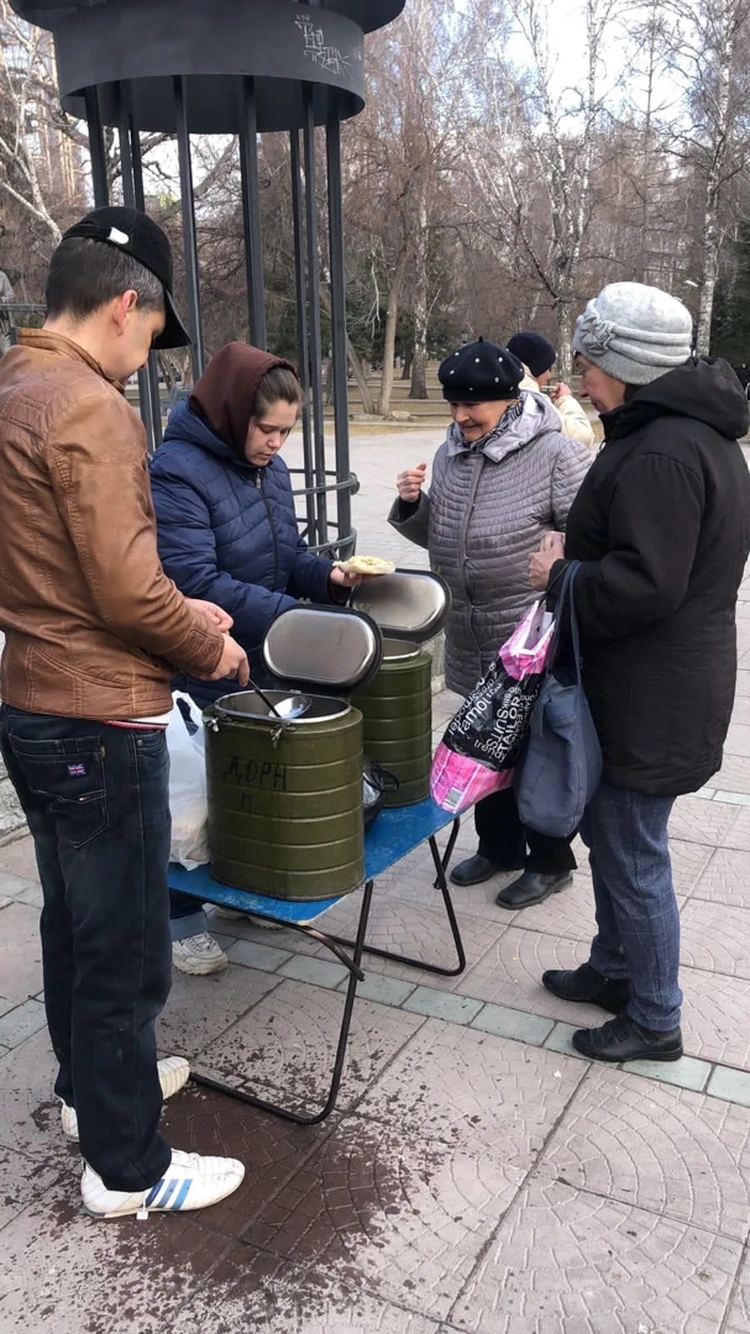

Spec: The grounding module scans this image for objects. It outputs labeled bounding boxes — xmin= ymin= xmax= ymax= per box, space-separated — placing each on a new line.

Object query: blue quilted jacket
xmin=149 ymin=402 xmax=334 ymax=703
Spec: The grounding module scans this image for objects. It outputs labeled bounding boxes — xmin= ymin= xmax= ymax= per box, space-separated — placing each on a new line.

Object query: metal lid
xmin=349 ymin=569 xmax=452 ymax=642
xmin=262 ymin=605 xmax=382 ymax=692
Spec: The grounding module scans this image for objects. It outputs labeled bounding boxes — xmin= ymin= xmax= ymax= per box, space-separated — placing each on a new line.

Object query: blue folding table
xmin=168 ymin=798 xmax=464 ymax=1125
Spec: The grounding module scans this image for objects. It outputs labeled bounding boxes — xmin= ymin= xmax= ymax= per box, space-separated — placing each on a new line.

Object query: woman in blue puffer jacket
xmin=150 ymin=341 xmax=360 ymax=975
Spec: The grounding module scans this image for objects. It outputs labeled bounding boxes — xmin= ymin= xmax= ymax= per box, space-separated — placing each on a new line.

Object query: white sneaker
xmin=60 ymin=1056 xmax=191 ymax=1144
xmin=172 ymin=932 xmax=229 ymax=975
xmin=212 ymin=905 xmax=282 ymax=931
xmin=81 ymin=1148 xmax=245 ymax=1220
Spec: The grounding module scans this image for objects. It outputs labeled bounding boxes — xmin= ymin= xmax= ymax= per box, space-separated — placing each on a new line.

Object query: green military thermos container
xmin=355 ymin=640 xmax=433 ymax=806
xmin=204 ymin=606 xmax=381 ymax=901
xmin=350 ymin=570 xmax=451 ymax=808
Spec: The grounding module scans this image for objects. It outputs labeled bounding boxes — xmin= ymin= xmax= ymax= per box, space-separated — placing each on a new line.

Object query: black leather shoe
xmin=495 ymin=869 xmax=573 ymax=909
xmin=542 ymin=962 xmax=630 ymax=1014
xmin=572 ymin=1014 xmax=683 ymax=1063
xmin=450 ymin=854 xmax=523 ymax=887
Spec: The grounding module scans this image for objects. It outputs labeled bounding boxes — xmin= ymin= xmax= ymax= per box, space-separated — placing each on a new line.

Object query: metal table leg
xmin=329 ymin=819 xmax=466 ymax=977
xmin=190 ymin=877 xmax=375 ymax=1125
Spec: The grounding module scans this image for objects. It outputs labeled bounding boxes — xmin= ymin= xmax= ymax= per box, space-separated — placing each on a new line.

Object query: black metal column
xmin=174 ymin=75 xmax=205 ymax=380
xmin=130 ymin=117 xmax=164 ymax=449
xmin=290 ymin=128 xmax=318 ymax=547
xmin=302 ymin=85 xmax=328 ymax=546
xmin=238 ymin=77 xmax=267 ymax=349
xmin=325 ymin=114 xmax=353 ymax=551
xmin=116 ymin=83 xmax=157 ymax=448
xmin=84 ymin=87 xmax=108 ymax=208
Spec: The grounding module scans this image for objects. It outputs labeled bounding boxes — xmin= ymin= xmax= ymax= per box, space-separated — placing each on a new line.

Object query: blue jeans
xmin=582 ymin=778 xmax=682 ymax=1031
xmin=0 ymin=706 xmax=173 ymax=1192
xmin=170 ymin=890 xmax=207 ymax=941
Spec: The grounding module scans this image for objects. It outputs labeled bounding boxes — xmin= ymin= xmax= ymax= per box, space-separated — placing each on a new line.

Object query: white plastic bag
xmin=166 ymin=691 xmax=209 ymax=870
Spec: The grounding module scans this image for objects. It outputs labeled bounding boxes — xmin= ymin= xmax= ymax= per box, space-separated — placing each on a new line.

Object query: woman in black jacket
xmin=529 ymin=281 xmax=750 ymax=1064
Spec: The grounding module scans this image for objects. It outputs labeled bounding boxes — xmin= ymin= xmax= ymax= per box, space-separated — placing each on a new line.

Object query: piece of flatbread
xmin=333 ymin=555 xmax=395 ymax=576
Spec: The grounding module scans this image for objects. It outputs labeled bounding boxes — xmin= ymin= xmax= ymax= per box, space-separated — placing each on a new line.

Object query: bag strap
xmin=549 ymin=559 xmax=583 ymax=683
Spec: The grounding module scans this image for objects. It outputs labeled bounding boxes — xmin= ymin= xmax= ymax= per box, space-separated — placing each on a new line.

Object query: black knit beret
xmin=438 ymin=338 xmax=524 ymax=402
xmin=507 ymin=332 xmax=557 ymax=378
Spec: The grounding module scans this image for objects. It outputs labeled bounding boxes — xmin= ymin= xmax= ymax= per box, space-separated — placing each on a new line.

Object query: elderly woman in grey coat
xmin=389 ymin=337 xmax=591 ymax=909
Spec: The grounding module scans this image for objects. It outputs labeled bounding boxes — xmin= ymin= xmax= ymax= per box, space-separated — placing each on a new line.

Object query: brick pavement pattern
xmin=0 ymin=431 xmax=749 ymax=1333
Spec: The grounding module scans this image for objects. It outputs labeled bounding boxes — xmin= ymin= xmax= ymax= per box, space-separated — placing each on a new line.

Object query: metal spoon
xmin=250 ymin=684 xmax=285 ymax=720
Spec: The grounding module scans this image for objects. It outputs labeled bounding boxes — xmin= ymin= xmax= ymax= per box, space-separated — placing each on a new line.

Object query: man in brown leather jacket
xmin=0 ymin=206 xmax=250 ymax=1220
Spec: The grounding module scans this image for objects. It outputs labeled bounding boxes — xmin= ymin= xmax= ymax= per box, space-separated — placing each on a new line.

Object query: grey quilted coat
xmin=388 ymin=392 xmax=592 ymax=695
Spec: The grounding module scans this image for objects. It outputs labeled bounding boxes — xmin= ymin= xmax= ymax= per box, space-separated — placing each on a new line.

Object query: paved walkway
xmin=0 ymin=431 xmax=749 ymax=1332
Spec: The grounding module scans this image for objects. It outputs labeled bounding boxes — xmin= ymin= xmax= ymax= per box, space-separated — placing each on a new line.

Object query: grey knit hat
xmin=572 ymin=282 xmax=693 ymax=385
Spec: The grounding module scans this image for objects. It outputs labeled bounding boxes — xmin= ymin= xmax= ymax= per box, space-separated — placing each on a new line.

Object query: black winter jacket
xmin=551 ymin=357 xmax=750 ymax=795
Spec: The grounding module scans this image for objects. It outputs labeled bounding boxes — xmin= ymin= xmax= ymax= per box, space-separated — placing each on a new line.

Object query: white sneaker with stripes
xmin=60 ymin=1056 xmax=191 ymax=1143
xmin=81 ymin=1149 xmax=245 ymax=1219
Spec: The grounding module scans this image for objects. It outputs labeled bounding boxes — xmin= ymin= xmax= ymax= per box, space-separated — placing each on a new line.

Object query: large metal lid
xmin=349 ymin=569 xmax=452 ymax=642
xmin=262 ymin=605 xmax=382 ymax=692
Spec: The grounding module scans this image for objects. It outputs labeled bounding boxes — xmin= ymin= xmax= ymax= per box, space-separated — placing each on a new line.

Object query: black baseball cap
xmin=61 ymin=205 xmax=191 ymax=349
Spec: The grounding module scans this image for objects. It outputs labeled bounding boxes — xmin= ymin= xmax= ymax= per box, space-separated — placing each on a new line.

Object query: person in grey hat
xmin=390 ymin=338 xmax=592 ymax=909
xmin=528 ymin=281 xmax=750 ymax=1064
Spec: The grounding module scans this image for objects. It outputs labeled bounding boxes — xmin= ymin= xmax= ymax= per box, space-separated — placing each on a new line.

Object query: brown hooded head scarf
xmin=189 ymin=342 xmax=300 ymax=456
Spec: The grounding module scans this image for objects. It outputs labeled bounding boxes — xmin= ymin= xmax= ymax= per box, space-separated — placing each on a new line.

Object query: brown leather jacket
xmin=0 ymin=330 xmax=224 ymax=719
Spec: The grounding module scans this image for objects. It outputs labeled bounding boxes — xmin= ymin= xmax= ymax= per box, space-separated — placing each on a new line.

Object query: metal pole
xmin=129 ymin=116 xmax=164 ymax=449
xmin=84 ymin=87 xmax=108 ymax=208
xmin=116 ymin=83 xmax=155 ymax=446
xmin=290 ymin=128 xmax=318 ymax=546
xmin=173 ymin=75 xmax=205 ymax=380
xmin=238 ymin=77 xmax=267 ymax=348
xmin=325 ymin=115 xmax=352 ymax=553
xmin=302 ymin=85 xmax=328 ymax=546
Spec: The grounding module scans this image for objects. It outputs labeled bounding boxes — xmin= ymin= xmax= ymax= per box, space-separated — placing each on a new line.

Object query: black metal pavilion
xmin=10 ymin=0 xmax=405 ymax=554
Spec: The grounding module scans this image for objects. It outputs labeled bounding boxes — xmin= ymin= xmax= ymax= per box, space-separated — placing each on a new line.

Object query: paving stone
xmin=160 ymin=1081 xmax=338 ymax=1239
xmin=452 ymin=927 xmax=603 ymax=1027
xmin=543 ymin=1021 xmax=591 ymax=1060
xmin=402 ymin=987 xmax=484 ymax=1025
xmin=193 ymin=979 xmax=425 ymax=1115
xmin=0 ymin=1170 xmax=235 ymax=1334
xmin=0 ymin=1028 xmax=62 ymax=1161
xmin=279 ymin=954 xmax=351 ymax=990
xmin=157 ymin=962 xmax=282 ymax=1061
xmin=723 ymin=1249 xmax=750 ymax=1333
xmin=170 ymin=1244 xmax=443 ymax=1334
xmin=241 ymin=1114 xmax=526 ymax=1322
xmin=0 ymin=901 xmax=42 ymax=1007
xmin=722 ymin=721 xmax=750 ymax=756
xmin=494 ymin=873 xmax=596 ymax=943
xmin=0 ymin=1143 xmax=75 ymax=1232
xmin=707 ymin=1064 xmax=750 ymax=1107
xmin=681 ymin=967 xmax=750 ymax=1067
xmin=0 ymin=835 xmax=39 ymax=880
xmin=293 ymin=890 xmax=501 ymax=995
xmin=669 ymin=837 xmax=717 ymax=892
xmin=668 ymin=795 xmax=739 ymax=847
xmin=690 ymin=847 xmax=750 ymax=907
xmin=721 ymin=803 xmax=750 ymax=849
xmin=470 ymin=1003 xmax=554 ymax=1046
xmin=0 ymin=999 xmax=46 ymax=1048
xmin=451 ymin=1178 xmax=742 ymax=1334
xmin=224 ymin=938 xmax=294 ymax=971
xmin=712 ymin=789 xmax=750 ymax=805
xmin=535 ymin=1066 xmax=750 ymax=1240
xmin=624 ymin=1054 xmax=711 ymax=1092
xmin=709 ymin=755 xmax=750 ymax=793
xmin=341 ymin=972 xmax=417 ymax=1006
xmin=679 ymin=899 xmax=750 ymax=979
xmin=362 ymin=1019 xmax=584 ymax=1160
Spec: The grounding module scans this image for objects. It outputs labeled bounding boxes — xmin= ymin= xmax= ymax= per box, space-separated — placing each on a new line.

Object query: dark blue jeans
xmin=582 ymin=778 xmax=682 ymax=1031
xmin=0 ymin=706 xmax=173 ymax=1192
